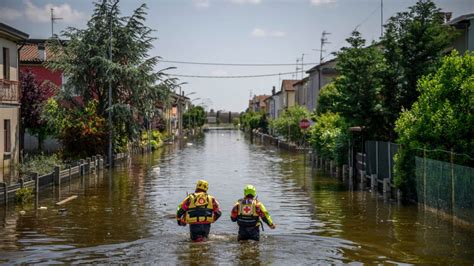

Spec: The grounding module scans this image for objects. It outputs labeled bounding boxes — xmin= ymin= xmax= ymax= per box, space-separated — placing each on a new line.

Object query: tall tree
xmin=381 ymin=0 xmax=455 ymax=140
xmin=332 ymin=31 xmax=386 ymax=140
xmin=47 ymin=0 xmax=173 ymax=153
xmin=20 ymin=69 xmax=57 ymax=150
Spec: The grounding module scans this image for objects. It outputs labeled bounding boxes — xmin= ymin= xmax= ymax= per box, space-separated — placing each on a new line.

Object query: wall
xmin=0 ymin=38 xmax=19 ymax=81
xmin=20 ymin=65 xmax=62 ymax=89
xmin=0 ymin=105 xmax=20 ymax=182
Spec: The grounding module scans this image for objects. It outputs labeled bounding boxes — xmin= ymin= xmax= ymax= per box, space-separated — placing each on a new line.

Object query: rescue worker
xmin=231 ymin=184 xmax=275 ymax=241
xmin=176 ymin=180 xmax=221 ymax=242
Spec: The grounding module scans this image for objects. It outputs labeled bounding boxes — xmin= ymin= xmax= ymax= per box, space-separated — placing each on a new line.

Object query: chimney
xmin=272 ymin=86 xmax=275 ymax=95
xmin=38 ymin=44 xmax=46 ymax=61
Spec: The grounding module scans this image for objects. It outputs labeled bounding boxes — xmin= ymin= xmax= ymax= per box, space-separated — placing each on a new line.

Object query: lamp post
xmin=107 ymin=1 xmax=118 ymax=167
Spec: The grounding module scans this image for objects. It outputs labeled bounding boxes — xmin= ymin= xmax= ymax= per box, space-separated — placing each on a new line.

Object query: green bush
xmin=270 ymin=105 xmax=309 ymax=143
xmin=18 ymin=153 xmax=64 ymax=176
xmin=308 ymin=112 xmax=350 ymax=165
xmin=15 ymin=187 xmax=33 ymax=204
xmin=394 ymin=51 xmax=474 ymax=198
xmin=141 ymin=129 xmax=164 ymax=150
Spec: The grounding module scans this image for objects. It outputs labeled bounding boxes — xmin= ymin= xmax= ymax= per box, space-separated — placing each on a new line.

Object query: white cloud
xmin=211 ymin=70 xmax=228 ymax=76
xmin=24 ymin=0 xmax=85 ymax=23
xmin=193 ymin=0 xmax=210 ymax=8
xmin=251 ymin=28 xmax=286 ymax=38
xmin=310 ymin=0 xmax=336 ymax=6
xmin=229 ymin=0 xmax=261 ymax=4
xmin=0 ymin=7 xmax=22 ymax=21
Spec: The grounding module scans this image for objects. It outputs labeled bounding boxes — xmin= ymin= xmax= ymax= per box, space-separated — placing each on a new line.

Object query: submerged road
xmin=1 ymin=130 xmax=474 ymax=264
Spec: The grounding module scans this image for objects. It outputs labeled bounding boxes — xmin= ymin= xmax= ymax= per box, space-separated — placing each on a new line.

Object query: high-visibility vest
xmin=237 ymin=198 xmax=259 ymax=227
xmin=185 ymin=192 xmax=215 ymax=224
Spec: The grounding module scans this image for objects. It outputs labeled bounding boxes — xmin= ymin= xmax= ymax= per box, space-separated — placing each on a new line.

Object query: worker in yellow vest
xmin=176 ymin=180 xmax=221 ymax=242
xmin=231 ymin=184 xmax=275 ymax=241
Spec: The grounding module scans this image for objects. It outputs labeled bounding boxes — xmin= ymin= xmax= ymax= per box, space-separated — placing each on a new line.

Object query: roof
xmin=0 ymin=22 xmax=28 ymax=42
xmin=20 ymin=39 xmax=66 ymax=63
xmin=306 ymin=58 xmax=337 ymax=74
xmin=293 ymin=77 xmax=309 ymax=87
xmin=448 ymin=13 xmax=474 ymax=25
xmin=281 ymin=80 xmax=299 ymax=91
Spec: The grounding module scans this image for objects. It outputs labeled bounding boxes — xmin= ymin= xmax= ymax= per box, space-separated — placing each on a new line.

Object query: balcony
xmin=0 ymin=79 xmax=19 ymax=104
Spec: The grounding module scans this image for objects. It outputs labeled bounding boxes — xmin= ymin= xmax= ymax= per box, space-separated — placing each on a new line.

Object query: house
xmin=19 ymin=39 xmax=63 ymax=89
xmin=280 ymin=80 xmax=298 ymax=111
xmin=248 ymin=94 xmax=270 ymax=113
xmin=0 ymin=23 xmax=28 ymax=182
xmin=294 ymin=77 xmax=309 ymax=109
xmin=305 ymin=59 xmax=338 ymax=112
xmin=448 ymin=13 xmax=474 ymax=53
xmin=265 ymin=86 xmax=282 ymax=120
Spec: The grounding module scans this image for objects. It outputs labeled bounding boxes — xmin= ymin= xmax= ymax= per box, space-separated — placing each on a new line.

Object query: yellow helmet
xmin=196 ymin=180 xmax=209 ymax=192
xmin=244 ymin=184 xmax=257 ymax=197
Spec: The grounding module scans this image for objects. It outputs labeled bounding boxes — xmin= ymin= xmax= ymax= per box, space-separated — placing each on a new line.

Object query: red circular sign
xmin=299 ymin=118 xmax=310 ymax=130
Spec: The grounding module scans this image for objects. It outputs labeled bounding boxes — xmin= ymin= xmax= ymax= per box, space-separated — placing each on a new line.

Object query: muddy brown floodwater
xmin=1 ymin=130 xmax=474 ymax=264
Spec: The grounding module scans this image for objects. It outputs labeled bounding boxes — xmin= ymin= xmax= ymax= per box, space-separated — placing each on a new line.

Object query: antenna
xmin=51 ymin=8 xmax=63 ymax=38
xmin=320 ymin=31 xmax=331 ymax=64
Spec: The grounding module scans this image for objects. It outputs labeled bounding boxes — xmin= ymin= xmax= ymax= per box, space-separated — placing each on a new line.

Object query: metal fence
xmin=365 ymin=141 xmax=398 ymax=182
xmin=415 ymin=156 xmax=474 ymax=224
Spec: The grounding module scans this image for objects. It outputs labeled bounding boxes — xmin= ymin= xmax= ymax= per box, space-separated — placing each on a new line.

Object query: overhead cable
xmin=168 ymin=71 xmax=301 ymax=79
xmin=161 ymin=60 xmax=318 ymax=66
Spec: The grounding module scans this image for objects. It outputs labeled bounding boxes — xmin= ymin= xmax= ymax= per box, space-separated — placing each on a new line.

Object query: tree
xmin=316 ymin=82 xmax=340 ymax=115
xmin=270 ymin=105 xmax=309 ymax=143
xmin=381 ymin=0 xmax=456 ymax=139
xmin=394 ymin=51 xmax=474 ymax=198
xmin=240 ymin=111 xmax=263 ymax=132
xmin=20 ymin=69 xmax=57 ymax=150
xmin=42 ymin=98 xmax=108 ymax=158
xmin=308 ymin=112 xmax=350 ymax=165
xmin=47 ymin=0 xmax=173 ymax=154
xmin=332 ymin=30 xmax=386 ymax=140
xmin=183 ymin=106 xmax=206 ymax=129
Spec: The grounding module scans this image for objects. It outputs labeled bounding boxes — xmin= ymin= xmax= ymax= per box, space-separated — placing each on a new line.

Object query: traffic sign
xmin=299 ymin=118 xmax=310 ymax=130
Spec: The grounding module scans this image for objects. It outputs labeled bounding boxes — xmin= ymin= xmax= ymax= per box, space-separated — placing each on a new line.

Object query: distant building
xmin=448 ymin=13 xmax=474 ymax=53
xmin=248 ymin=94 xmax=270 ymax=113
xmin=294 ymin=77 xmax=309 ymax=109
xmin=306 ymin=59 xmax=338 ymax=112
xmin=0 ymin=23 xmax=28 ymax=182
xmin=280 ymin=80 xmax=298 ymax=110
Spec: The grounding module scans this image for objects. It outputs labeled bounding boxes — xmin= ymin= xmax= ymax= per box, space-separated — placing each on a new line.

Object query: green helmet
xmin=244 ymin=184 xmax=257 ymax=197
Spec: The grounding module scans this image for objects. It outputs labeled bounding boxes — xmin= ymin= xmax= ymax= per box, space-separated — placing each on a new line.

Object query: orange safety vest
xmin=185 ymin=192 xmax=215 ymax=224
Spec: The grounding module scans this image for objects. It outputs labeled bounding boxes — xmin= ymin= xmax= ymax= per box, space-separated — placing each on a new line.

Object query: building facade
xmin=0 ymin=23 xmax=28 ymax=182
xmin=449 ymin=13 xmax=474 ymax=53
xmin=306 ymin=59 xmax=338 ymax=112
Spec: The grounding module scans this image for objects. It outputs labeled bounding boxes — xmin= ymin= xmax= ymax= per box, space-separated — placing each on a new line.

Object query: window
xmin=4 ymin=120 xmax=11 ymax=153
xmin=3 ymin=47 xmax=10 ymax=80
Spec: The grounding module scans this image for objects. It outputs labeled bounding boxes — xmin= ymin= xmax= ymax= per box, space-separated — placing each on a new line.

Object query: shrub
xmin=308 ymin=112 xmax=350 ymax=165
xmin=270 ymin=105 xmax=309 ymax=143
xmin=15 ymin=187 xmax=33 ymax=204
xmin=18 ymin=153 xmax=64 ymax=176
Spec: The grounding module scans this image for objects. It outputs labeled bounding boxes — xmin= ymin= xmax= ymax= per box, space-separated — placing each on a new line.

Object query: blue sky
xmin=1 ymin=0 xmax=473 ymax=111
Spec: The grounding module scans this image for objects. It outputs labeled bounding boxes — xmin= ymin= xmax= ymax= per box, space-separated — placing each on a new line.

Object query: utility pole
xmin=320 ymin=31 xmax=331 ymax=64
xmin=381 ymin=0 xmax=384 ymax=37
xmin=50 ymin=8 xmax=63 ymax=38
xmin=301 ymin=53 xmax=305 ymax=79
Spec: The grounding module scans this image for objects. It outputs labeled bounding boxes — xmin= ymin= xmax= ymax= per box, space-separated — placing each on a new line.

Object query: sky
xmin=1 ymin=0 xmax=473 ymax=112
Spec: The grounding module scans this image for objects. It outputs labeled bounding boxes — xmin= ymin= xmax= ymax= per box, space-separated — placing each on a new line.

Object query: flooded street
xmin=1 ymin=130 xmax=474 ymax=264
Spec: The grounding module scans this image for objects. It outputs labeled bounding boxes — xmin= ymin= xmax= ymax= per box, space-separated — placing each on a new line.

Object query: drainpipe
xmin=17 ymin=42 xmax=25 ymax=163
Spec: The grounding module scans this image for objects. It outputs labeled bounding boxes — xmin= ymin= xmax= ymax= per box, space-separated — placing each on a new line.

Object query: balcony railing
xmin=0 ymin=79 xmax=20 ymax=103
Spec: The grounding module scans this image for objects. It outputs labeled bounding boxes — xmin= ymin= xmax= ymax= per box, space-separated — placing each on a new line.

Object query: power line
xmin=168 ymin=71 xmax=300 ymax=79
xmin=160 ymin=60 xmax=318 ymax=66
